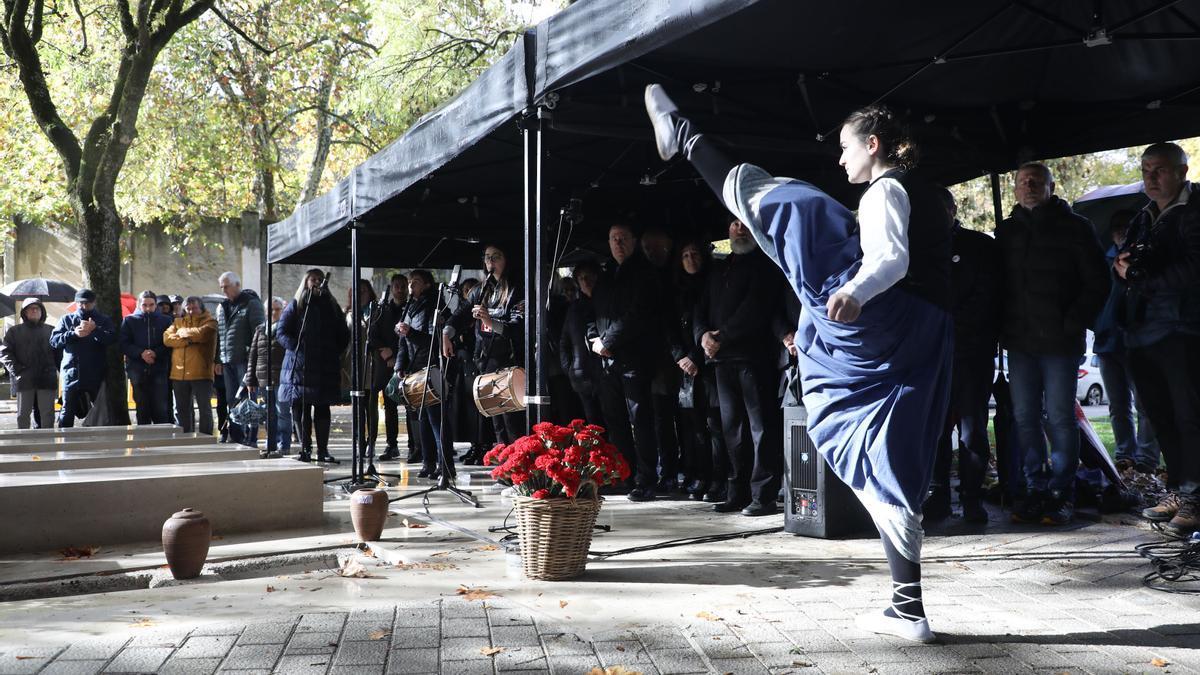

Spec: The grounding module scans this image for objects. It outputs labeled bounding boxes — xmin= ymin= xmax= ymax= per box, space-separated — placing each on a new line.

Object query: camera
xmin=1124 ymin=242 xmax=1158 ymax=283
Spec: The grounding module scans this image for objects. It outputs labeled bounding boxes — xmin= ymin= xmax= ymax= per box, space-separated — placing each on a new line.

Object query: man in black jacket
xmin=376 ymin=273 xmax=408 ymax=461
xmin=396 ymin=270 xmax=451 ymax=479
xmin=997 ymin=162 xmax=1109 ymax=526
xmin=1116 ymin=142 xmax=1200 ymax=537
xmin=926 ymin=188 xmax=1000 ymax=524
xmin=560 ymin=260 xmax=608 ymax=426
xmin=696 ymin=220 xmax=786 ymax=516
xmin=588 ymin=223 xmax=664 ymax=501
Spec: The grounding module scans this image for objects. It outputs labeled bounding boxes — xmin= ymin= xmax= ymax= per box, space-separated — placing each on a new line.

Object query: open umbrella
xmin=0 ymin=292 xmax=15 ymax=320
xmin=65 ymin=292 xmax=137 ymax=318
xmin=0 ymin=278 xmax=78 ymax=303
xmin=1073 ymin=182 xmax=1149 ymax=247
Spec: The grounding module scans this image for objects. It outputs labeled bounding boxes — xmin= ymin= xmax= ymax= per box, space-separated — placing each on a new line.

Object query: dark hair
xmin=460 ymin=277 xmax=480 ymax=294
xmin=571 ymin=259 xmax=602 ymax=279
xmin=674 ymin=238 xmax=713 ymax=285
xmin=1142 ymin=142 xmax=1189 ymax=167
xmin=842 ymin=105 xmax=918 ymax=170
xmin=138 ymin=290 xmax=157 ymax=300
xmin=1110 ymin=208 xmax=1139 ymax=234
xmin=410 ymin=269 xmax=435 ymax=287
xmin=390 ymin=272 xmax=407 ymax=283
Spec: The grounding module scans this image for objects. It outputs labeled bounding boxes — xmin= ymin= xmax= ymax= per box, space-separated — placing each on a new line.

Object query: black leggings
xmin=292 ymin=401 xmax=332 ymax=454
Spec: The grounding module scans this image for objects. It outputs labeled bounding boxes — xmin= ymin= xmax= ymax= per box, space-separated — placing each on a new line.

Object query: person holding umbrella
xmin=0 ymin=298 xmax=58 ymax=428
xmin=119 ymin=290 xmax=174 ymax=424
xmin=49 ymin=288 xmax=116 ymax=427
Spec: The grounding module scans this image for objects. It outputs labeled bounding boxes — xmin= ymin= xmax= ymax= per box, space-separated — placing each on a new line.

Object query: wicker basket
xmin=512 ymin=492 xmax=603 ymax=581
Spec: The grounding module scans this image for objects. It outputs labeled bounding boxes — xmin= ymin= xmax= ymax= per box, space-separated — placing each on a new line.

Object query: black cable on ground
xmin=588 ymin=526 xmax=784 ymax=560
xmin=1136 ymin=536 xmax=1200 ymax=595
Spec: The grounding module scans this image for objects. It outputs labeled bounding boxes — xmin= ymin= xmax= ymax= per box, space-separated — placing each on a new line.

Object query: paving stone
xmin=221 ymin=643 xmax=284 ymax=670
xmin=493 ymin=647 xmax=547 ymax=672
xmin=333 ymin=640 xmax=389 ymax=666
xmin=442 ymin=618 xmax=491 ymax=638
xmin=127 ymin=629 xmax=192 ymax=647
xmin=436 ymin=661 xmax=495 ymax=675
xmin=644 ymin=647 xmax=707 ymax=674
xmin=297 ymin=614 xmax=348 ymax=632
xmin=341 ymin=621 xmax=395 ymax=642
xmin=594 ymin=641 xmax=654 ymax=666
xmin=157 ymin=657 xmax=222 ymax=675
xmin=176 ymin=635 xmax=238 ymax=659
xmin=270 ymin=654 xmax=331 ymax=675
xmin=237 ymin=623 xmax=295 ymax=646
xmin=388 ymin=626 xmax=440 ymax=650
xmin=385 ymin=647 xmax=438 ymax=674
xmin=489 ymin=626 xmax=541 ymax=648
xmin=189 ymin=624 xmax=246 ymax=638
xmin=102 ymin=646 xmax=174 ymax=673
xmin=637 ymin=629 xmax=692 ymax=650
xmin=547 ymin=655 xmax=603 ymax=674
xmin=486 ymin=610 xmax=534 ymax=626
xmin=350 ymin=608 xmax=396 ymax=623
xmin=441 ymin=602 xmax=488 ymax=619
xmin=55 ymin=640 xmax=127 ymax=661
xmin=968 ymin=655 xmax=1038 ymax=674
xmin=697 ymin=635 xmax=752 ymax=660
xmin=286 ymin=632 xmax=341 ymax=650
xmin=440 ymin=637 xmax=494 ymax=661
xmin=38 ymin=660 xmax=107 ymax=675
xmin=394 ymin=607 xmax=440 ymax=628
xmin=783 ymin=630 xmax=850 ymax=653
xmin=328 ymin=666 xmax=384 ymax=675
xmin=708 ymin=657 xmax=770 ymax=674
xmin=541 ymin=633 xmax=592 ymax=657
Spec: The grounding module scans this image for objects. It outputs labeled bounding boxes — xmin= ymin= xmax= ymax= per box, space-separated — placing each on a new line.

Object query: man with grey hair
xmin=217 ymin=270 xmax=265 ymax=446
xmin=1115 ymin=142 xmax=1200 ymax=537
xmin=694 ymin=219 xmax=787 ymax=516
xmin=996 ymin=161 xmax=1108 ymax=526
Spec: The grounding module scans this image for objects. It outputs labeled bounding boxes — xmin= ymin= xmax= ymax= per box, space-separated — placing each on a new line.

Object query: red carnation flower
xmin=532 ymin=489 xmax=550 ymax=499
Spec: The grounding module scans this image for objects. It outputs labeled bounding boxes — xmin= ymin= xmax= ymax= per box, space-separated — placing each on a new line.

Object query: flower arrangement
xmin=483 ymin=420 xmax=631 ymax=499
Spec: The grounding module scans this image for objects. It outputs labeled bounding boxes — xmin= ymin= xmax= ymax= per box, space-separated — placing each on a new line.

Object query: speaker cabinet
xmin=783 ymin=406 xmax=874 ymax=538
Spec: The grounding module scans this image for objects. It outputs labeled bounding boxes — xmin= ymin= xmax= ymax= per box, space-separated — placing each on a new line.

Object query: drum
xmin=401 ymin=367 xmax=442 ymax=409
xmin=472 ymin=367 xmax=526 ymax=417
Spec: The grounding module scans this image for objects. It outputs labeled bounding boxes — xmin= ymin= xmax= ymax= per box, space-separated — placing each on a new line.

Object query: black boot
xmin=922 ymin=486 xmax=952 ymax=522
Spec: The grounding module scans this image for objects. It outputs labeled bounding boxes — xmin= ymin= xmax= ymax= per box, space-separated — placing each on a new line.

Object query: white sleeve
xmin=839 ymin=177 xmax=910 ymax=305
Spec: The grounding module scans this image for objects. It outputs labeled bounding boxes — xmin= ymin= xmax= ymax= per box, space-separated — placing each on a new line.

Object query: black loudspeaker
xmin=783 ymin=406 xmax=874 ymax=538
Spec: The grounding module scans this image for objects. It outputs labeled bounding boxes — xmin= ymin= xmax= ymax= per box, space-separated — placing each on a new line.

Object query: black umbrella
xmin=0 ymin=278 xmax=78 ymax=303
xmin=1073 ymin=183 xmax=1149 ymax=248
xmin=0 ymin=292 xmax=14 ymax=320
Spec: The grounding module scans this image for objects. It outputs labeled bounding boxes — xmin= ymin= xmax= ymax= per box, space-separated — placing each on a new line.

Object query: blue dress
xmin=724 ymin=165 xmax=953 ymax=560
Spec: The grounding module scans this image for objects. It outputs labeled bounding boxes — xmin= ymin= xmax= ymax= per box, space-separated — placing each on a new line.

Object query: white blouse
xmin=839 ymin=177 xmax=911 ymax=305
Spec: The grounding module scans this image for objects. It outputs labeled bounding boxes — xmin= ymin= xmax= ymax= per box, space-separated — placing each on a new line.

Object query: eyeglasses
xmin=484 ymin=254 xmax=504 ymax=262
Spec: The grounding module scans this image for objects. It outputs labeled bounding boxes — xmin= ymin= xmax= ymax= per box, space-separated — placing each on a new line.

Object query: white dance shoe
xmin=855 ymin=610 xmax=935 ymax=643
xmin=644 ymin=84 xmax=681 ymax=160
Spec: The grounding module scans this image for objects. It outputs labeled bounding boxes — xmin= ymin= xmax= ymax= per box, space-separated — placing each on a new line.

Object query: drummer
xmin=395 ymin=269 xmax=453 ymax=480
xmin=446 ymin=244 xmax=526 ymax=445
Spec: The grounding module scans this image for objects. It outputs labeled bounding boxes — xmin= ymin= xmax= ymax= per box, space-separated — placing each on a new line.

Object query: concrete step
xmin=0 ymin=444 xmax=260 ymax=473
xmin=0 ymin=423 xmax=183 ymax=440
xmin=0 ymin=459 xmax=325 ymax=553
xmin=0 ymin=433 xmax=213 ymax=454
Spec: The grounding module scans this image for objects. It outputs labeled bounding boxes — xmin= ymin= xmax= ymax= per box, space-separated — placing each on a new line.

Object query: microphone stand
xmin=391 ymin=282 xmax=480 ymax=509
xmin=357 ymin=299 xmax=404 ymax=486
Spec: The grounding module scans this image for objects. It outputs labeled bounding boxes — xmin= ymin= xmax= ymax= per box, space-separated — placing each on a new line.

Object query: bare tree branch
xmin=210 ymin=4 xmax=274 ymax=54
xmin=70 ymin=0 xmax=86 ymax=53
xmin=29 ymin=0 xmax=42 ymax=44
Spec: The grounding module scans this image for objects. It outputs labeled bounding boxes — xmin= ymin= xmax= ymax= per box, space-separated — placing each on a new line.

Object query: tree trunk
xmin=72 ymin=193 xmax=131 ymax=426
xmin=298 ymin=68 xmax=335 ymax=206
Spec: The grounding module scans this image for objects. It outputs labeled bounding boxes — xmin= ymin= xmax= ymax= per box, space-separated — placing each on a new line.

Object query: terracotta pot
xmin=161 ymin=508 xmax=211 ymax=579
xmin=350 ymin=488 xmax=389 ymax=541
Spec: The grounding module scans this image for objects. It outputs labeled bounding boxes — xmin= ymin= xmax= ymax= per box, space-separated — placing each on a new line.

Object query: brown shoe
xmin=1162 ymin=499 xmax=1199 ymax=538
xmin=1142 ymin=493 xmax=1183 ymax=522
xmin=1115 ymin=458 xmax=1134 ymax=472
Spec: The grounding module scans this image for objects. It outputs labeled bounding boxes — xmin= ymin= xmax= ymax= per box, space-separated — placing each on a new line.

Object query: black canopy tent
xmin=266 ymin=0 xmax=1200 ymax=486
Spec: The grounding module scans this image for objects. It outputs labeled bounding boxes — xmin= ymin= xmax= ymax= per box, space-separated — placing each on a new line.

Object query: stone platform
xmin=0 ymin=444 xmax=258 ymax=473
xmin=0 ymin=460 xmax=325 ymax=553
xmin=0 ymin=423 xmax=182 ymax=440
xmin=0 ymin=433 xmax=211 ymax=454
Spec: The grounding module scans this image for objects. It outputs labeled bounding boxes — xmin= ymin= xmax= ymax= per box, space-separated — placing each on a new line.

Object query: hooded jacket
xmin=163 ymin=310 xmax=218 ymax=381
xmin=119 ymin=309 xmax=174 ymax=379
xmin=276 ymin=292 xmax=350 ymax=405
xmin=995 ymin=195 xmax=1109 ymax=356
xmin=217 ymin=289 xmax=265 ymax=365
xmin=0 ymin=300 xmax=57 ymax=391
xmin=49 ymin=307 xmax=117 ymax=392
xmin=244 ymin=323 xmax=285 ymax=389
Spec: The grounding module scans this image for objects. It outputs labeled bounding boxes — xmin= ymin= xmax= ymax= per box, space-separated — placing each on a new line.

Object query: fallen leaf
xmin=131 ymin=618 xmax=155 ymax=628
xmin=1152 ymin=658 xmax=1170 ymax=668
xmin=395 ymin=562 xmax=458 ymax=571
xmin=401 ymin=518 xmax=427 ymax=529
xmin=431 ymin=551 xmax=452 ymax=557
xmin=480 ymin=647 xmax=504 ymax=656
xmin=616 ymin=645 xmax=626 ymax=652
xmin=57 ymin=545 xmax=100 ymax=561
xmin=14 ymin=656 xmax=38 ymax=660
xmin=377 ymin=480 xmax=389 ymax=489
xmin=559 ymin=600 xmax=569 ymax=609
xmin=266 ymin=586 xmax=276 ymax=592
xmin=368 ymin=629 xmax=390 ymax=640
xmin=793 ymin=661 xmax=813 ymax=667
xmin=587 ymin=667 xmax=643 ymax=675
xmin=696 ymin=611 xmax=722 ymax=622
xmin=475 ymin=544 xmax=500 ymax=551
xmin=456 ymin=586 xmax=496 ymax=601
xmin=30 ymin=455 xmax=41 ymax=461
xmin=211 ymin=535 xmax=223 ymax=541
xmin=335 ymin=559 xmax=382 ymax=579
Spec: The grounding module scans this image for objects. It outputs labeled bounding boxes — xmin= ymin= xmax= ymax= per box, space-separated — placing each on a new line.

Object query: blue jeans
xmin=222 ymin=361 xmax=258 ymax=446
xmin=1007 ymin=350 xmax=1081 ymax=499
xmin=1098 ymin=352 xmax=1159 ymax=468
xmin=417 ymin=404 xmax=451 ymax=474
xmin=264 ymin=388 xmax=292 ymax=453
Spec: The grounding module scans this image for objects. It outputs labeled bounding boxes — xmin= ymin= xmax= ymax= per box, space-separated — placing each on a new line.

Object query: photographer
xmin=276 ymin=269 xmax=350 ymax=463
xmin=1116 ymin=142 xmax=1200 ymax=537
xmin=49 ymin=289 xmax=117 ymax=428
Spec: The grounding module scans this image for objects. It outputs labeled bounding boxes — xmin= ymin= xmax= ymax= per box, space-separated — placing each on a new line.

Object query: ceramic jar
xmin=161 ymin=508 xmax=211 ymax=579
xmin=350 ymin=488 xmax=389 ymax=541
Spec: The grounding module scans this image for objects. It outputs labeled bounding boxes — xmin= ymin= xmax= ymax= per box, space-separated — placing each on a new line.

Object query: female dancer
xmin=645 ymin=85 xmax=952 ymax=642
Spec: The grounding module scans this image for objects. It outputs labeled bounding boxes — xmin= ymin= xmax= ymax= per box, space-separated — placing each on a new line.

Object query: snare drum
xmin=401 ymin=367 xmax=442 ymax=409
xmin=472 ymin=367 xmax=526 ymax=417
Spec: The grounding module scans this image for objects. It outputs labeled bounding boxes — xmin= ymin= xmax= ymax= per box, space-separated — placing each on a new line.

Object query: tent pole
xmin=989 ymin=172 xmax=1005 ymax=229
xmin=350 ymin=223 xmax=363 ymax=484
xmin=522 ymin=108 xmax=548 ymax=429
xmin=265 ymin=262 xmax=274 ymax=454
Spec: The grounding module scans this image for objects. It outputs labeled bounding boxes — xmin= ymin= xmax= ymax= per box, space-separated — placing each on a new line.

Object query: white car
xmin=993 ymin=331 xmax=1106 ymax=406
